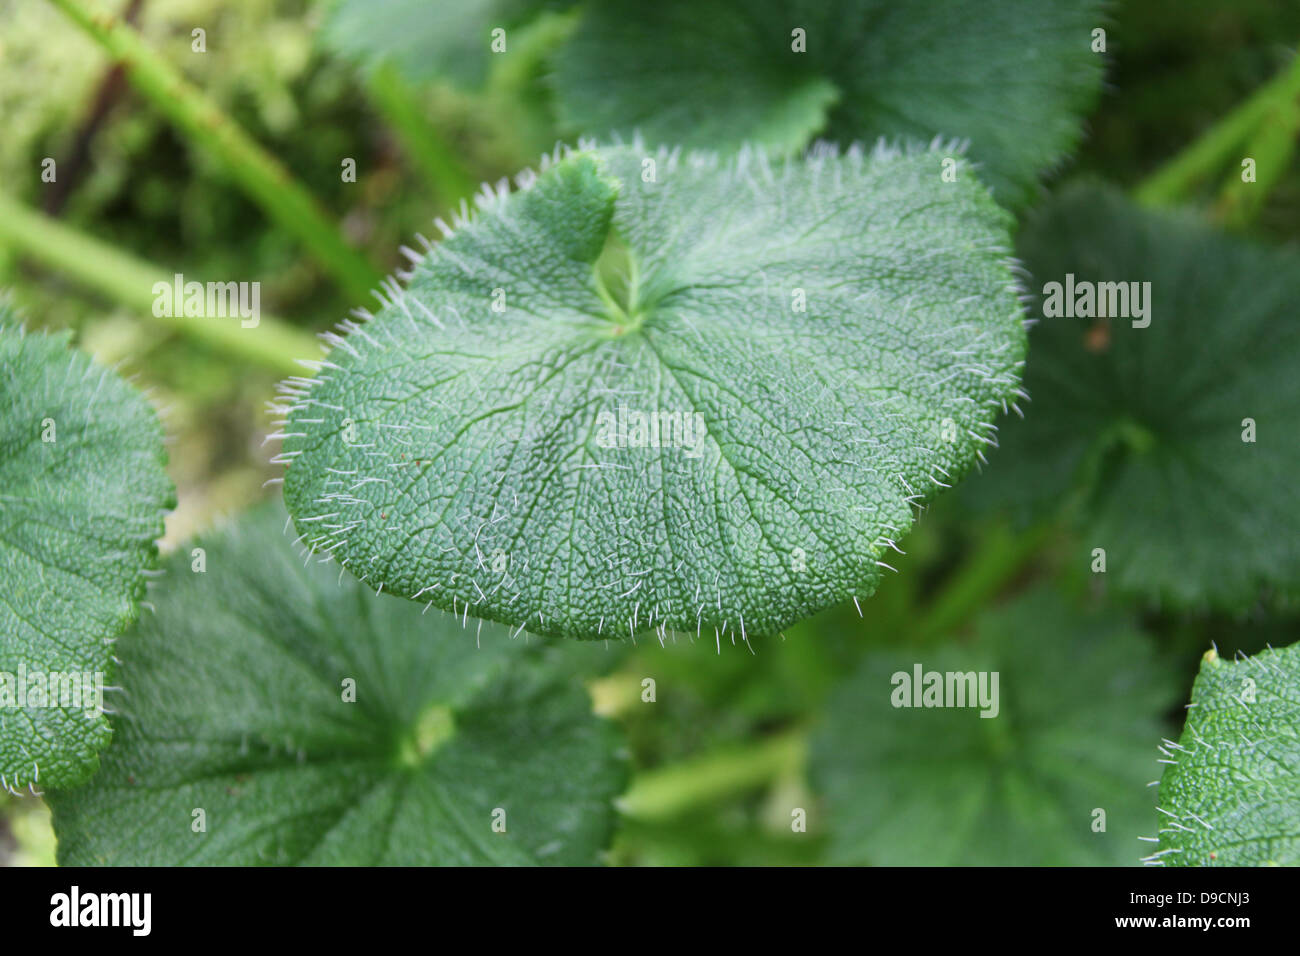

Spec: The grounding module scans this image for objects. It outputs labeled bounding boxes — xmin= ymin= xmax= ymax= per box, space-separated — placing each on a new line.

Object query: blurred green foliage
xmin=1077 ymin=0 xmax=1300 ymax=239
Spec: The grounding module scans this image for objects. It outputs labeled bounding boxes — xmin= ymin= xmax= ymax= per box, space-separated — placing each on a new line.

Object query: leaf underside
xmin=48 ymin=504 xmax=627 ymax=866
xmin=1154 ymin=642 xmax=1300 ymax=866
xmin=0 ymin=317 xmax=172 ymax=791
xmin=280 ymin=143 xmax=1026 ymax=641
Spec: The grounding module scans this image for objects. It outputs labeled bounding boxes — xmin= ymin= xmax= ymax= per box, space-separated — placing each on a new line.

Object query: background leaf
xmin=1153 ymin=642 xmax=1300 ymax=866
xmin=47 ymin=503 xmax=627 ymax=865
xmin=811 ymin=587 xmax=1179 ymax=865
xmin=281 ymin=143 xmax=1026 ymax=642
xmin=321 ymin=0 xmax=578 ymax=88
xmin=964 ymin=183 xmax=1300 ymax=609
xmin=0 ymin=314 xmax=172 ymax=791
xmin=553 ymin=0 xmax=1107 ymax=205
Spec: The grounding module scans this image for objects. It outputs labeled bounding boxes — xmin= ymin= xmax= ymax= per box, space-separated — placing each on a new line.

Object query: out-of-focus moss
xmin=0 ymin=795 xmax=56 ymax=867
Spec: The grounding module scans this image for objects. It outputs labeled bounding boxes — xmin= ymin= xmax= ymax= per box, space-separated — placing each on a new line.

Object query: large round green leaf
xmin=280 ymin=144 xmax=1026 ymax=641
xmin=0 ymin=316 xmax=172 ymax=791
xmin=48 ymin=504 xmax=627 ymax=865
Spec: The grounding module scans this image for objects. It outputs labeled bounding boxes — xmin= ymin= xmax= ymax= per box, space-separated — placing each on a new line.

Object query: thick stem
xmin=0 ymin=191 xmax=317 ymax=374
xmin=48 ymin=0 xmax=382 ymax=304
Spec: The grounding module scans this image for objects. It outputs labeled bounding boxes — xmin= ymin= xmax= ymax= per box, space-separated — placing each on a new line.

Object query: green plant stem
xmin=48 ymin=0 xmax=382 ymax=304
xmin=1216 ymin=95 xmax=1300 ymax=228
xmin=0 ymin=191 xmax=316 ymax=374
xmin=1135 ymin=51 xmax=1300 ymax=207
xmin=619 ymin=728 xmax=806 ymax=822
xmin=366 ymin=64 xmax=477 ymax=208
xmin=914 ymin=520 xmax=1055 ymax=641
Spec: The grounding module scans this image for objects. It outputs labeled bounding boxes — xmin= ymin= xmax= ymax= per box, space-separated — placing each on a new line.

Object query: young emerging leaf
xmin=48 ymin=504 xmax=626 ymax=865
xmin=811 ymin=588 xmax=1180 ymax=865
xmin=967 ymin=183 xmax=1300 ymax=609
xmin=554 ymin=0 xmax=1107 ymax=206
xmin=1153 ymin=643 xmax=1300 ymax=866
xmin=0 ymin=315 xmax=173 ymax=791
xmin=279 ymin=144 xmax=1026 ymax=641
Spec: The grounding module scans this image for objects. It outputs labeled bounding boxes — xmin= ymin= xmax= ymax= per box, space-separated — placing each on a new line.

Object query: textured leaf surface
xmin=967 ymin=184 xmax=1300 ymax=608
xmin=48 ymin=504 xmax=626 ymax=865
xmin=553 ymin=0 xmax=1106 ymax=205
xmin=280 ymin=144 xmax=1026 ymax=641
xmin=1153 ymin=643 xmax=1300 ymax=866
xmin=811 ymin=588 xmax=1179 ymax=865
xmin=322 ymin=0 xmax=576 ymax=87
xmin=0 ymin=318 xmax=172 ymax=791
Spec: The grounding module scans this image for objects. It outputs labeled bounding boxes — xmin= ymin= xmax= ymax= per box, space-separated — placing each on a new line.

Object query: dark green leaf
xmin=553 ymin=0 xmax=1107 ymax=205
xmin=811 ymin=587 xmax=1179 ymax=865
xmin=48 ymin=503 xmax=626 ymax=865
xmin=968 ymin=183 xmax=1300 ymax=609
